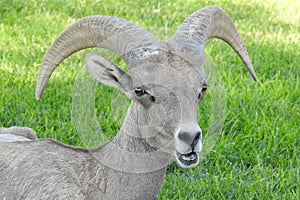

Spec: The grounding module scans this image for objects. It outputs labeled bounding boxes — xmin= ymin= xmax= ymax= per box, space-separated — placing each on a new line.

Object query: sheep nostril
xmin=195 ymin=131 xmax=201 ymax=140
xmin=177 ymin=130 xmax=202 ymax=151
xmin=191 ymin=131 xmax=201 ymax=151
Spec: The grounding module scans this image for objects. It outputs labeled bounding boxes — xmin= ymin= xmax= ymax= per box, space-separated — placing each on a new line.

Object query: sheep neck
xmin=113 ymin=102 xmax=164 ymax=153
xmin=92 ymin=102 xmax=171 ymax=173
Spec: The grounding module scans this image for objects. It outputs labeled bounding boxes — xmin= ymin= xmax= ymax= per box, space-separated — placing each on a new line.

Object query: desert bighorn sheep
xmin=0 ymin=6 xmax=257 ymax=199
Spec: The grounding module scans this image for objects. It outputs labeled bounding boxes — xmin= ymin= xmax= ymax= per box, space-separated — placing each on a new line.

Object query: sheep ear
xmin=85 ymin=52 xmax=132 ymax=96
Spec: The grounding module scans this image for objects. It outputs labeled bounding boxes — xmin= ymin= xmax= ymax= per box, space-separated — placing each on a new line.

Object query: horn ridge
xmin=36 ymin=16 xmax=157 ymax=100
xmin=170 ymin=6 xmax=258 ymax=81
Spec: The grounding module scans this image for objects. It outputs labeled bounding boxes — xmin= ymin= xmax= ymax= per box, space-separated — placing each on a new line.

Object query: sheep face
xmin=86 ymin=45 xmax=206 ymax=168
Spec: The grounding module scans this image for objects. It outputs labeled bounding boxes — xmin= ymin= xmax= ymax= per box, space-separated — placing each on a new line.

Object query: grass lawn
xmin=1 ymin=0 xmax=299 ymax=199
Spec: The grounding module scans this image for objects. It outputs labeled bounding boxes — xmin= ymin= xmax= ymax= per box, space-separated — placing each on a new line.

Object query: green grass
xmin=1 ymin=0 xmax=299 ymax=199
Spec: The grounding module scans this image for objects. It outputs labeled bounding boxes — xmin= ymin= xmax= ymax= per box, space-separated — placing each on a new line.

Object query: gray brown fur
xmin=0 ymin=127 xmax=37 ymax=142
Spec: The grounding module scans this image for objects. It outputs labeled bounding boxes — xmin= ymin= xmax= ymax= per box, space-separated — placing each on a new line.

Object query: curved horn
xmin=170 ymin=6 xmax=257 ymax=81
xmin=36 ymin=16 xmax=158 ymax=100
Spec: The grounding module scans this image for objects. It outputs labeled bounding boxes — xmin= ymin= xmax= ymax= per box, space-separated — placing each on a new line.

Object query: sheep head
xmin=36 ymin=6 xmax=257 ymax=168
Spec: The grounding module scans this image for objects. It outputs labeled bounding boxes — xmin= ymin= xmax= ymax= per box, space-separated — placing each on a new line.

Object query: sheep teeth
xmin=181 ymin=153 xmax=196 ymax=161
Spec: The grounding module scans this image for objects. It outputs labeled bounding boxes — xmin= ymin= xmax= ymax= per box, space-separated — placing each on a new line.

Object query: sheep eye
xmin=134 ymin=87 xmax=145 ymax=97
xmin=198 ymin=86 xmax=207 ymax=100
xmin=134 ymin=87 xmax=155 ymax=103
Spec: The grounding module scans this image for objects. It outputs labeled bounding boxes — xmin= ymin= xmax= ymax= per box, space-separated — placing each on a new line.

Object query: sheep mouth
xmin=176 ymin=151 xmax=199 ymax=167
